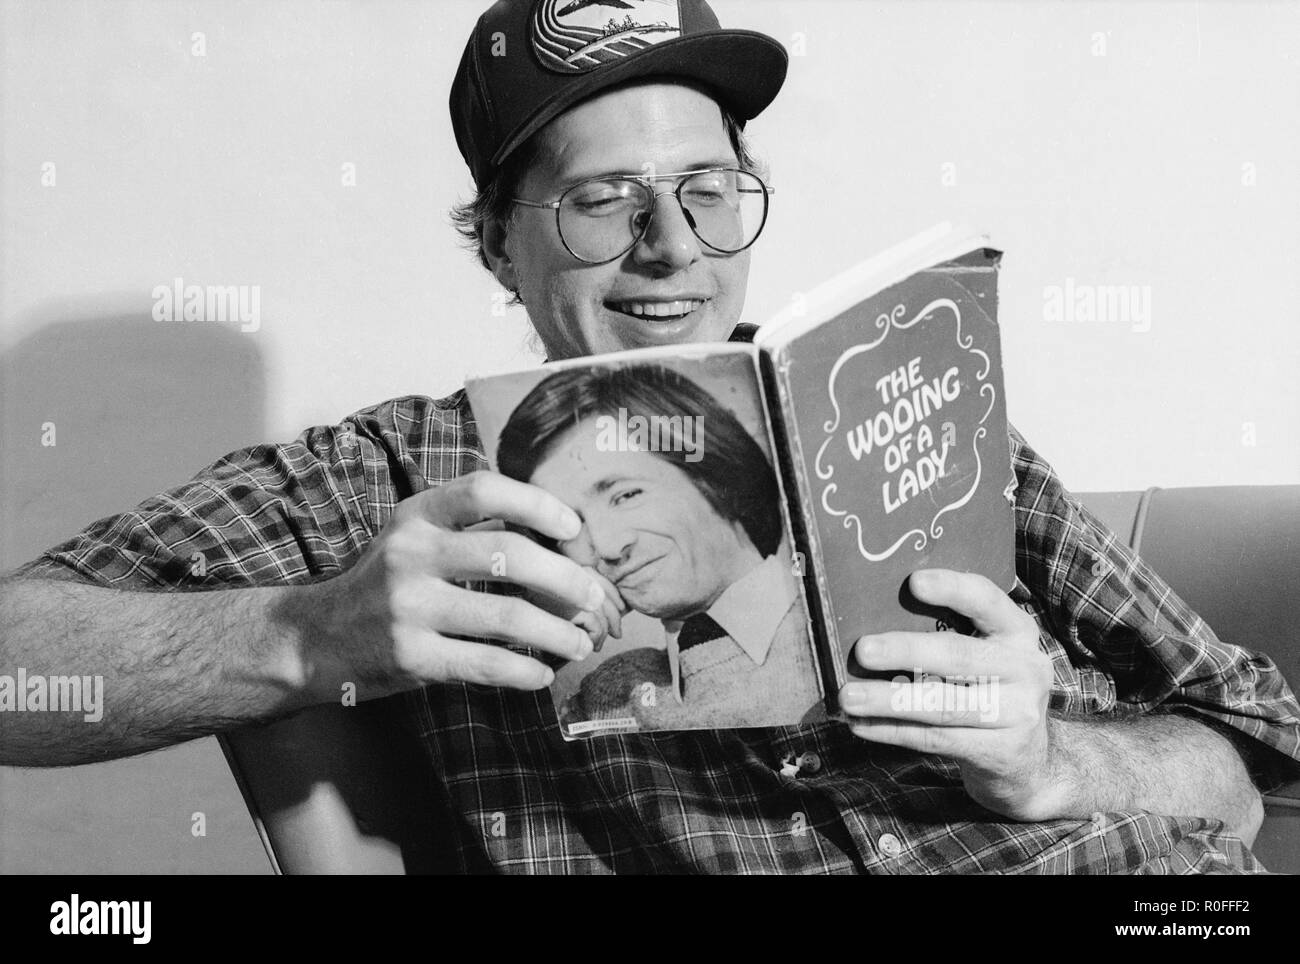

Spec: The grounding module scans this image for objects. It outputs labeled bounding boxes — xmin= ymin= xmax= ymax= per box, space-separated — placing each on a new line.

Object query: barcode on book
xmin=566 ymin=718 xmax=640 ymax=736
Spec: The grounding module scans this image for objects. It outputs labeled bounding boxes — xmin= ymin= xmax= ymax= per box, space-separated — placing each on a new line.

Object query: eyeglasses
xmin=512 ymin=168 xmax=773 ymax=265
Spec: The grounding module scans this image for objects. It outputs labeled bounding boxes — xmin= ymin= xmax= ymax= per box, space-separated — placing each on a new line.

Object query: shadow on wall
xmin=0 ymin=307 xmax=272 ymax=873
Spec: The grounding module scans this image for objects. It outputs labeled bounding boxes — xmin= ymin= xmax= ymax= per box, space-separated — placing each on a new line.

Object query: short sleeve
xmin=1007 ymin=425 xmax=1300 ymax=790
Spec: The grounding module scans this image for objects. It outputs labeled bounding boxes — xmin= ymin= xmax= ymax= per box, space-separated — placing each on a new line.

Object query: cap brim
xmin=490 ymin=30 xmax=788 ymax=169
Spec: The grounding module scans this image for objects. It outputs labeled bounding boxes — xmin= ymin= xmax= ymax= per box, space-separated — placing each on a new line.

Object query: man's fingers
xmin=415 ymin=472 xmax=583 ymax=543
xmin=443 ymin=530 xmax=606 ymax=615
xmin=571 ymin=609 xmax=609 ymax=651
xmin=600 ymin=592 xmax=622 ymax=640
xmin=845 ymin=717 xmax=984 ymax=757
xmin=907 ymin=569 xmax=1029 ymax=637
xmin=839 ymin=679 xmax=1005 ymax=727
xmin=594 ymin=570 xmax=630 ymax=615
xmin=426 ymin=637 xmax=556 ymax=690
xmin=853 ymin=630 xmax=1005 ymax=679
xmin=588 ymin=569 xmax=625 ymax=637
xmin=433 ymin=584 xmax=594 ymax=662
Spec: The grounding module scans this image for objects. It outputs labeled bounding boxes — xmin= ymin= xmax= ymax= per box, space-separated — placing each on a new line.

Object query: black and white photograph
xmin=1 ymin=0 xmax=1297 ymax=905
xmin=469 ymin=352 xmax=826 ymax=737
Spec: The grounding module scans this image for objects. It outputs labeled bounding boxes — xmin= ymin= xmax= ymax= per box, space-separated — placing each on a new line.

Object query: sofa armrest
xmin=1264 ymin=778 xmax=1300 ymax=806
xmin=220 ymin=694 xmax=440 ymax=874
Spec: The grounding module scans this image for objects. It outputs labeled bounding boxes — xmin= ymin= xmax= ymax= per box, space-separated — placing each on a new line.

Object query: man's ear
xmin=481 ymin=217 xmax=517 ymax=293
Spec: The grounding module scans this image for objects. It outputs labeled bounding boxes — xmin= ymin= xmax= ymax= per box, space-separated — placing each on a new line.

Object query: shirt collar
xmin=664 ymin=551 xmax=797 ymax=702
xmin=707 ymin=552 xmax=796 ymax=666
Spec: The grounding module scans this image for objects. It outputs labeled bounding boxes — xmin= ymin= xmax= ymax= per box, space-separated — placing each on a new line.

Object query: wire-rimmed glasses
xmin=512 ymin=167 xmax=773 ymax=265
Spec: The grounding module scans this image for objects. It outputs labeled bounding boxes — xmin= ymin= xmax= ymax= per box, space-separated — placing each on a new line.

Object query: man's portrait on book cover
xmin=1 ymin=0 xmax=1297 ymax=895
xmin=476 ymin=359 xmax=824 ymax=735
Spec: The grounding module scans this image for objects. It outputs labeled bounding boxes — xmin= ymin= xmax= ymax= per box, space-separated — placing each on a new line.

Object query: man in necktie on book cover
xmin=495 ymin=363 xmax=823 ymax=731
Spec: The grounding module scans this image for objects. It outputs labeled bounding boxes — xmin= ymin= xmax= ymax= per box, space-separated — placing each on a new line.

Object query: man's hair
xmin=449 ymin=91 xmax=763 ymax=300
xmin=496 ymin=364 xmax=782 ymax=558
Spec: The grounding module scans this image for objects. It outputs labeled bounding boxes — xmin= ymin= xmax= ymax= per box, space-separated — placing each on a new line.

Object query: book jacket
xmin=761 ymin=247 xmax=1017 ymax=692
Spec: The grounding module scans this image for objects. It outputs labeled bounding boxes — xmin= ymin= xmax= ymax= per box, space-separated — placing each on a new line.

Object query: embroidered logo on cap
xmin=531 ymin=0 xmax=683 ymax=74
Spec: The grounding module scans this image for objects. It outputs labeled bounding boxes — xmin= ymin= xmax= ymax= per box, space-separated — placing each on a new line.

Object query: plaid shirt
xmin=17 ymin=390 xmax=1300 ymax=874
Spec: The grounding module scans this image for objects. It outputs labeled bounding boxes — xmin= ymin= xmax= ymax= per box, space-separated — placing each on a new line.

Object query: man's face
xmin=496 ymin=82 xmax=751 ymax=359
xmin=529 ymin=417 xmax=757 ymax=620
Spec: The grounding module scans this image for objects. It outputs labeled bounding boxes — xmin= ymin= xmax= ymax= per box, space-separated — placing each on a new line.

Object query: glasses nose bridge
xmin=635 ymin=180 xmax=694 ymax=236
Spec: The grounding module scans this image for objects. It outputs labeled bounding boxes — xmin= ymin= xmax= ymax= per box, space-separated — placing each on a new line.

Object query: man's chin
xmin=625 ymin=597 xmax=709 ymax=623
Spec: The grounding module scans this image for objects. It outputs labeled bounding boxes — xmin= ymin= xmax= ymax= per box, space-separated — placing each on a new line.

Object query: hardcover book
xmin=466 ymin=222 xmax=1017 ymax=739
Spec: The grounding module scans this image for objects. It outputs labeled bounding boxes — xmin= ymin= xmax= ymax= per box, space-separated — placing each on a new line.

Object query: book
xmin=465 ymin=222 xmax=1017 ymax=739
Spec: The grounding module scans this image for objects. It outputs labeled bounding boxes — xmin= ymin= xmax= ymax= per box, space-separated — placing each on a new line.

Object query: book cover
xmin=758 ymin=244 xmax=1017 ymax=693
xmin=465 ymin=346 xmax=828 ymax=739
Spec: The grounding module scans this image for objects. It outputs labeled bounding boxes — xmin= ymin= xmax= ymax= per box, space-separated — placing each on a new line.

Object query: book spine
xmin=756 ymin=348 xmax=848 ymax=701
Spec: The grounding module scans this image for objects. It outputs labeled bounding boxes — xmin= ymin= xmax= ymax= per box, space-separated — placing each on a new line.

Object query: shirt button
xmin=796 ymin=751 xmax=822 ymax=774
xmin=878 ymin=833 xmax=903 ymax=858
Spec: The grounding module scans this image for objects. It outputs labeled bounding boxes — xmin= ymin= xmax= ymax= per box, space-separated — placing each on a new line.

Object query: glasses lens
xmin=679 ymin=170 xmax=768 ymax=253
xmin=557 ymin=178 xmax=647 ymax=263
xmin=554 ymin=170 xmax=769 ymax=263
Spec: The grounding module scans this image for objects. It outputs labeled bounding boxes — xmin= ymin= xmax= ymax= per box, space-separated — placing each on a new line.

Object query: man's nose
xmin=631 ymin=191 xmax=702 ymax=272
xmin=585 ymin=516 xmax=636 ymax=568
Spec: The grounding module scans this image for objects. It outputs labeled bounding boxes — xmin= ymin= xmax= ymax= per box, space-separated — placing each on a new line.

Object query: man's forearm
xmin=0 ymin=575 xmax=322 ymax=766
xmin=1044 ymin=712 xmax=1265 ymax=845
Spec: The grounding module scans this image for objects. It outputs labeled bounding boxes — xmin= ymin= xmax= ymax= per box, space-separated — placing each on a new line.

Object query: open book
xmin=466 ymin=223 xmax=1017 ymax=739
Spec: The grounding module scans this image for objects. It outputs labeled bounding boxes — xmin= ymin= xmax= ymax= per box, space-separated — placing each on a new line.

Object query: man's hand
xmin=838 ymin=568 xmax=1061 ymax=820
xmin=0 ymin=471 xmax=627 ymax=765
xmin=295 ymin=471 xmax=622 ymax=701
xmin=527 ymin=566 xmax=627 ymax=654
xmin=839 ymin=569 xmax=1265 ymax=843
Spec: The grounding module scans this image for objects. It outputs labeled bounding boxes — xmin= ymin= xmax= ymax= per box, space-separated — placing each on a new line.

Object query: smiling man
xmin=2 ymin=0 xmax=1299 ymax=874
xmin=478 ymin=82 xmax=754 ymax=355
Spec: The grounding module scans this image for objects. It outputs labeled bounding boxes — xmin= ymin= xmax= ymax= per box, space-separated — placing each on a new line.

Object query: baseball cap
xmin=450 ymin=0 xmax=788 ymax=189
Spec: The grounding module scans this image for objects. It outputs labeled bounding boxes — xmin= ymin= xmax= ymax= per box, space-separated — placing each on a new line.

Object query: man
xmin=2 ymin=0 xmax=1297 ymax=872
xmin=495 ymin=362 xmax=822 ymax=730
